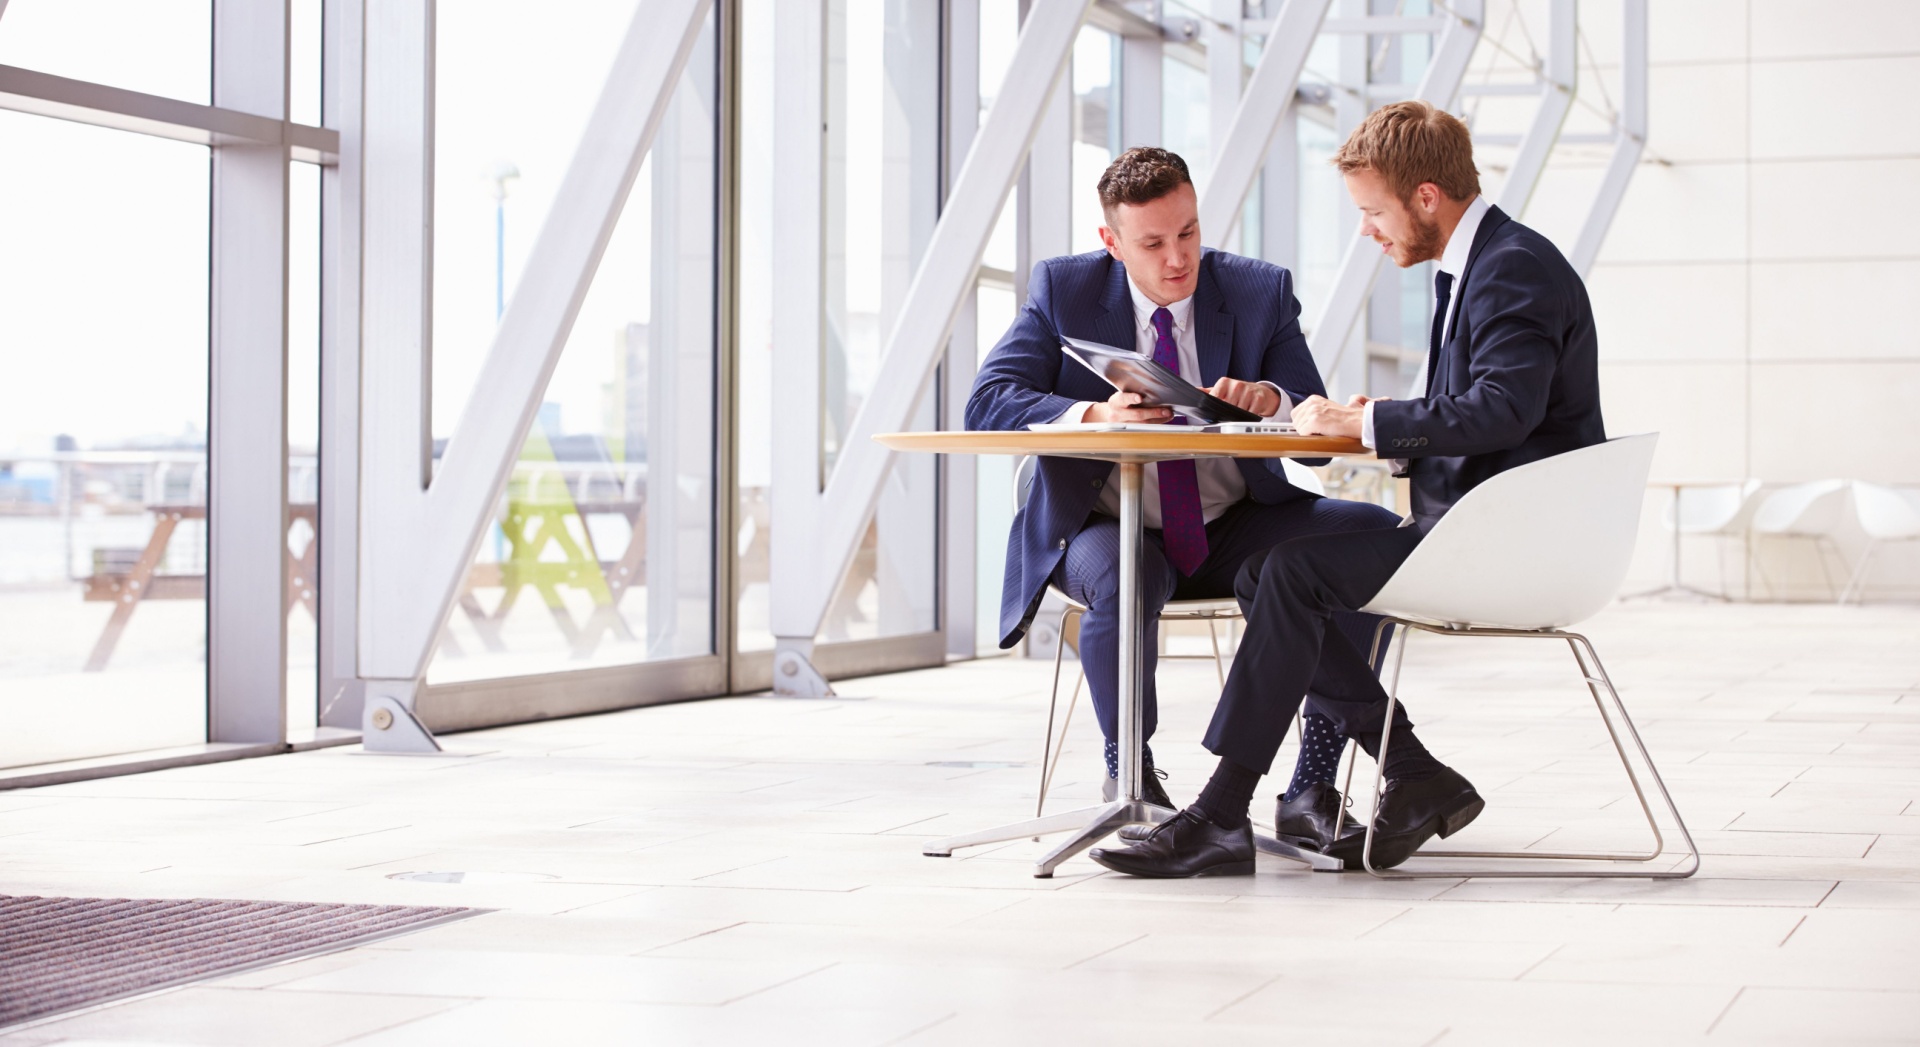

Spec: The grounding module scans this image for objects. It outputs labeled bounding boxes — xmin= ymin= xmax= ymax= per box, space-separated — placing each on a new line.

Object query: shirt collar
xmin=1126 ymin=272 xmax=1193 ymax=333
xmin=1436 ymin=194 xmax=1490 ymax=280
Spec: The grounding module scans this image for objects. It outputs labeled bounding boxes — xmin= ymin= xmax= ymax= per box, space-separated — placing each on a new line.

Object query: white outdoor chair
xmin=1662 ymin=478 xmax=1764 ymax=599
xmin=1341 ymin=433 xmax=1699 ymax=879
xmin=1750 ymin=480 xmax=1852 ymax=602
xmin=1030 ymin=457 xmax=1324 ymax=816
xmin=1841 ymin=482 xmax=1920 ymax=604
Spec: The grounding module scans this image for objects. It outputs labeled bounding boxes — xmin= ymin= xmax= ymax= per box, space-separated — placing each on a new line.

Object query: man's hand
xmin=1291 ymin=394 xmax=1365 ymax=438
xmin=1206 ymin=378 xmax=1283 ymax=418
xmin=1085 ymin=389 xmax=1175 ymax=424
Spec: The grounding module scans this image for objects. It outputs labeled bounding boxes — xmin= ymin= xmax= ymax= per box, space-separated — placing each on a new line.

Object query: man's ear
xmin=1415 ymin=183 xmax=1442 ymax=215
xmin=1098 ymin=224 xmax=1122 ymax=259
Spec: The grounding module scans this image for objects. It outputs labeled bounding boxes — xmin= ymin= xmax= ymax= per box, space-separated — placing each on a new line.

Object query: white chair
xmin=1659 ymin=478 xmax=1764 ymax=599
xmin=1842 ymin=482 xmax=1920 ymax=604
xmin=1342 ymin=433 xmax=1699 ymax=879
xmin=1750 ymin=480 xmax=1852 ymax=602
xmin=1031 ymin=458 xmax=1324 ymax=816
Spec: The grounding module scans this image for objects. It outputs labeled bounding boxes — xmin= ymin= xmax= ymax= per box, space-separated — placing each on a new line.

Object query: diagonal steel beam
xmin=1307 ymin=0 xmax=1482 ymax=386
xmin=770 ymin=0 xmax=1092 ymax=659
xmin=1495 ymin=0 xmax=1575 ymax=218
xmin=1196 ymin=0 xmax=1333 ymax=241
xmin=357 ymin=0 xmax=712 ymax=739
xmin=1570 ymin=0 xmax=1646 ymax=277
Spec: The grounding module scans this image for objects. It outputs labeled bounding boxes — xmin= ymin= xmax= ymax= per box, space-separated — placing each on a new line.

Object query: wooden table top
xmin=875 ymin=430 xmax=1371 ymax=463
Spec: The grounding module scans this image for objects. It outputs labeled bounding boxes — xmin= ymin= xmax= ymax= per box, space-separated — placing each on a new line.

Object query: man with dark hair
xmin=1090 ymin=101 xmax=1606 ymax=878
xmin=967 ymin=146 xmax=1403 ymax=846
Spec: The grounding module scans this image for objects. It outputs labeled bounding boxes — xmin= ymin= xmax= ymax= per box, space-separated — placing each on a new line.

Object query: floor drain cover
xmin=386 ymin=871 xmax=557 ymax=884
xmin=0 ymin=894 xmax=473 ymax=1030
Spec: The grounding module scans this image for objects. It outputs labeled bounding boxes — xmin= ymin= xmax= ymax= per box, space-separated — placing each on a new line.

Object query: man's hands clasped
xmin=1290 ymin=393 xmax=1384 ymax=439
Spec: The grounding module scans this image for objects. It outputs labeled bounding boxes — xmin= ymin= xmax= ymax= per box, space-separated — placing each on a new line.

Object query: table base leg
xmin=1254 ymin=832 xmax=1349 ymax=872
xmin=921 ymin=801 xmax=1177 ymax=878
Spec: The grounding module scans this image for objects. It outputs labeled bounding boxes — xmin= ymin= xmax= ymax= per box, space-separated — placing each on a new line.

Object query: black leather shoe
xmin=1090 ymin=807 xmax=1255 ymax=878
xmin=1111 ymin=762 xmax=1175 ymax=843
xmin=1274 ymin=781 xmax=1361 ymax=850
xmin=1328 ymin=765 xmax=1484 ymax=870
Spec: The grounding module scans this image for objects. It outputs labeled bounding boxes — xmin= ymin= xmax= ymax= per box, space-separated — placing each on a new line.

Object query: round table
xmin=876 ymin=429 xmax=1371 ymax=877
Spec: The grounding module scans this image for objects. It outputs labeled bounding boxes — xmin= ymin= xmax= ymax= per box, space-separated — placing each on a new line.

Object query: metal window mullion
xmin=208 ymin=0 xmax=292 ymax=745
xmin=318 ymin=0 xmax=366 ymax=728
xmin=942 ymin=0 xmax=982 ymax=660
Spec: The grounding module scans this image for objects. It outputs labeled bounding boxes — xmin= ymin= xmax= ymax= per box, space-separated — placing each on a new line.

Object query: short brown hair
xmin=1098 ymin=147 xmax=1192 ymax=224
xmin=1332 ymin=101 xmax=1481 ymax=203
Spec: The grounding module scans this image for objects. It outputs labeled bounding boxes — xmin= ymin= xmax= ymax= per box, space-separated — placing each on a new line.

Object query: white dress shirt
xmin=1361 ymin=193 xmax=1491 ymax=455
xmin=1057 ymin=276 xmax=1291 ymax=528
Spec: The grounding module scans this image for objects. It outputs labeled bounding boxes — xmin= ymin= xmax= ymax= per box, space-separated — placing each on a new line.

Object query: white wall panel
xmin=1750 ymin=260 xmax=1920 ymax=362
xmin=1645 ymin=63 xmax=1748 ymax=163
xmin=1598 ymin=361 xmax=1750 ymax=484
xmin=1751 ymin=57 xmax=1920 ymax=159
xmin=1587 ymin=263 xmax=1748 ymax=364
xmin=1750 ymin=159 xmax=1920 ymax=261
xmin=1647 ymin=0 xmax=1748 ymax=65
xmin=1598 ymin=163 xmax=1748 ymax=264
xmin=1750 ymin=363 xmax=1920 ymax=484
xmin=1750 ymin=0 xmax=1920 ymax=59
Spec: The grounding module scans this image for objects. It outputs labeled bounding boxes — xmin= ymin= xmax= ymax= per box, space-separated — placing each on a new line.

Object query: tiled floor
xmin=3 ymin=600 xmax=1919 ymax=1045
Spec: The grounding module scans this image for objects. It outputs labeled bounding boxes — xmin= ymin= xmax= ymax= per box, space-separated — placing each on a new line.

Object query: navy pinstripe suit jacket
xmin=966 ymin=248 xmax=1328 ymax=649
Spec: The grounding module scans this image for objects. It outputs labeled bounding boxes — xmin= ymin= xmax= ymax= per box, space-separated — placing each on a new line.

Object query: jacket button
xmin=1058 ymin=539 xmax=1068 ymax=550
xmin=1418 ymin=437 xmax=1429 ymax=447
xmin=1091 ymin=478 xmax=1103 ymax=488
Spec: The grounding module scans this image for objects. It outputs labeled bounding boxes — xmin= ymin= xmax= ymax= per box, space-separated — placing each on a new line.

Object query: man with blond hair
xmin=1092 ymin=101 xmax=1606 ymax=878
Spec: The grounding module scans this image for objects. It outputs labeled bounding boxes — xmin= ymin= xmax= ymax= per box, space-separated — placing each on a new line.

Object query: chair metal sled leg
xmin=1350 ymin=620 xmax=1700 ymax=879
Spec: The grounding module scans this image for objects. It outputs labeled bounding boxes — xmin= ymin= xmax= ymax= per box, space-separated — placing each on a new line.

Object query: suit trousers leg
xmin=1175 ymin=497 xmax=1411 ymax=737
xmin=1202 ymin=525 xmax=1424 ymax=774
xmin=1052 ymin=516 xmax=1178 ymax=745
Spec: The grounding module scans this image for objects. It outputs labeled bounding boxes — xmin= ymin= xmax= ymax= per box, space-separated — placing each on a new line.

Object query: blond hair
xmin=1332 ymin=100 xmax=1481 ymax=203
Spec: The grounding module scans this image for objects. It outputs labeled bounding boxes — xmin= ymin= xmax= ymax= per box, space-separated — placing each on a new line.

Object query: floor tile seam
xmin=715 ymin=960 xmax=842 ymax=1007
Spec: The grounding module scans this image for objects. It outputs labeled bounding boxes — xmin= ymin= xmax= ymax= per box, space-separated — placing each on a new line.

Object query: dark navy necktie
xmin=1426 ymin=269 xmax=1455 ymax=397
xmin=1150 ymin=307 xmax=1207 ymax=576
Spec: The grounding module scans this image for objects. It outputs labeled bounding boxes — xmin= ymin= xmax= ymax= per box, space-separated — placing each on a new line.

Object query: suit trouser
xmin=1051 ymin=495 xmax=1406 ymax=749
xmin=1202 ymin=523 xmax=1426 ymax=775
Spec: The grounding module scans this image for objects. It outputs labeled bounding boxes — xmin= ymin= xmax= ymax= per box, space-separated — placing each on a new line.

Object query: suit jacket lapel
xmin=1193 ymin=258 xmax=1233 ymax=384
xmin=1430 ymin=205 xmax=1512 ymax=396
xmin=1095 ymin=260 xmax=1136 ymax=353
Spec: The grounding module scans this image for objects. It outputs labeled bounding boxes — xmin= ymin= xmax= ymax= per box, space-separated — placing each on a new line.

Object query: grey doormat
xmin=0 ymin=894 xmax=474 ymax=1029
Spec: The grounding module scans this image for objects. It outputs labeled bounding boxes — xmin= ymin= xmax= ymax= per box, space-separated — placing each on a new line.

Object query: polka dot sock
xmin=1104 ymin=738 xmax=1155 ymax=779
xmin=1281 ymin=712 xmax=1346 ymax=802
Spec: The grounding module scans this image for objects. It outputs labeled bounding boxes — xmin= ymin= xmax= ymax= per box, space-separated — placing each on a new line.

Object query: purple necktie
xmin=1150 ymin=307 xmax=1207 ymax=576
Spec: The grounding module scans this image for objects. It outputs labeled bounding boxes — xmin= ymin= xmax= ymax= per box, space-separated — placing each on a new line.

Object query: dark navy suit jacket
xmin=1371 ymin=205 xmax=1607 ymax=528
xmin=967 ymin=249 xmax=1327 ymax=649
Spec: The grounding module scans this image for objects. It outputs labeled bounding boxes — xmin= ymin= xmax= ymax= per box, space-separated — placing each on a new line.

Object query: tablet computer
xmin=1059 ymin=336 xmax=1262 ymax=424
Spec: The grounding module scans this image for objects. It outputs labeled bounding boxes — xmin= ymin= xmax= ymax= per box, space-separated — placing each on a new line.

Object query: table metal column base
xmin=922 ymin=801 xmax=1176 ymax=878
xmin=1254 ymin=832 xmax=1348 ymax=872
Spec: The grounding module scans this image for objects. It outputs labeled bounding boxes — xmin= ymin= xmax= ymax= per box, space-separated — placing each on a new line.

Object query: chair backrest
xmin=1665 ymin=478 xmax=1762 ymax=534
xmin=1751 ymin=479 xmax=1850 ymax=536
xmin=1851 ymin=482 xmax=1920 ymax=541
xmin=1360 ymin=433 xmax=1659 ymax=631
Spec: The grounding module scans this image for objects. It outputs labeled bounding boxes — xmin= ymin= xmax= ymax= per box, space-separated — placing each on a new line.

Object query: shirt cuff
xmin=1258 ymin=382 xmax=1291 ymax=422
xmin=1056 ymin=401 xmax=1095 ymax=425
xmin=1360 ymin=400 xmax=1376 ymax=450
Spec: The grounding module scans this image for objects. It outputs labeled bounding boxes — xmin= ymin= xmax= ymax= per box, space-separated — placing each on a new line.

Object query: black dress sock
xmin=1352 ymin=725 xmax=1443 ymax=782
xmin=1282 ymin=712 xmax=1345 ymax=801
xmin=1193 ymin=757 xmax=1261 ymax=829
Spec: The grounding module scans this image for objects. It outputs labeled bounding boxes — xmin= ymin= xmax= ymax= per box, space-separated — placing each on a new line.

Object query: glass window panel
xmin=291 ymin=0 xmax=324 ymax=127
xmin=735 ymin=0 xmax=776 ymax=654
xmin=428 ymin=3 xmax=718 ymax=683
xmin=1161 ymin=53 xmax=1210 ymax=191
xmin=0 ymin=0 xmax=211 ymax=105
xmin=1070 ymin=26 xmax=1118 ymax=252
xmin=0 ymin=113 xmax=209 ymax=769
xmin=288 ymin=161 xmax=321 ymax=736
